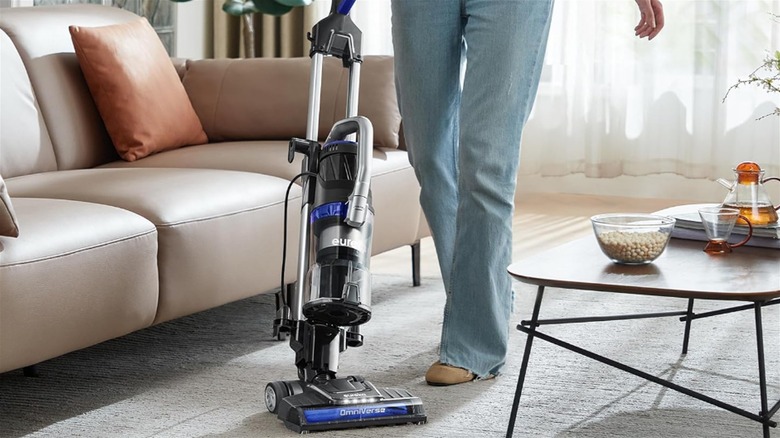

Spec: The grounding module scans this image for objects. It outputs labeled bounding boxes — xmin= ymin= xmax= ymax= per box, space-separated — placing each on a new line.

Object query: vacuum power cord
xmin=280 ymin=171 xmax=317 ymax=311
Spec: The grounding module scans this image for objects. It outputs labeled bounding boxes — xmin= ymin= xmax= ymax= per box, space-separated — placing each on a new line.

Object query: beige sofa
xmin=0 ymin=4 xmax=425 ymax=375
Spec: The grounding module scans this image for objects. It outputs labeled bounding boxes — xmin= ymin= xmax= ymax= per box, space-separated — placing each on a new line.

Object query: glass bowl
xmin=590 ymin=213 xmax=676 ymax=265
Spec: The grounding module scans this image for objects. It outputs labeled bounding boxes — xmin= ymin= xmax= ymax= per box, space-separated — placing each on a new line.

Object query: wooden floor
xmin=371 ymin=192 xmax=693 ymax=279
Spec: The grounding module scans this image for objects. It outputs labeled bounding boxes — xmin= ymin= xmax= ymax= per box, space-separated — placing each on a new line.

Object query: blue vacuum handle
xmin=334 ymin=0 xmax=356 ymax=15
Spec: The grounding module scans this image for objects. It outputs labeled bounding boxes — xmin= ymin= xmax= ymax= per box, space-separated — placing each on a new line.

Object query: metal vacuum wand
xmin=325 ymin=116 xmax=374 ymax=227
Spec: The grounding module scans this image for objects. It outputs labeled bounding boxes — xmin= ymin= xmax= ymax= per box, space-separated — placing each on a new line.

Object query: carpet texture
xmin=0 ymin=274 xmax=777 ymax=438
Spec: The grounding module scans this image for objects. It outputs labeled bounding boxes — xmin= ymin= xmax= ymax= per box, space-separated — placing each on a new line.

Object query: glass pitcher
xmin=716 ymin=161 xmax=780 ymax=226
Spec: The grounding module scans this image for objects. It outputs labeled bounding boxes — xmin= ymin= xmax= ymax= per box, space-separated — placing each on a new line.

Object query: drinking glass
xmin=698 ymin=207 xmax=753 ymax=254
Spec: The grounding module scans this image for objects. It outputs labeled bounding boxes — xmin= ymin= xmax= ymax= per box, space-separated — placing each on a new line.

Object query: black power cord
xmin=280 ymin=171 xmax=317 ymax=310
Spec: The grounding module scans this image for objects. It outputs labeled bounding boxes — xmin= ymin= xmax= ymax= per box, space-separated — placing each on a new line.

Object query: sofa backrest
xmin=0 ymin=29 xmax=57 ymax=178
xmin=332 ymin=56 xmax=401 ymax=149
xmin=0 ymin=4 xmax=403 ymax=178
xmin=182 ymin=56 xmax=402 ymax=149
xmin=0 ymin=4 xmax=137 ymax=172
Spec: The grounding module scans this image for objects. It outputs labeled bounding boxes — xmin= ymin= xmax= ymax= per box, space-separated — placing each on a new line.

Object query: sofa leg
xmin=411 ymin=241 xmax=421 ymax=287
xmin=22 ymin=365 xmax=39 ymax=377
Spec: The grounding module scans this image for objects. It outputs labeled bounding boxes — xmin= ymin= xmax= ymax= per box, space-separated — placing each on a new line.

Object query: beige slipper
xmin=425 ymin=361 xmax=476 ymax=386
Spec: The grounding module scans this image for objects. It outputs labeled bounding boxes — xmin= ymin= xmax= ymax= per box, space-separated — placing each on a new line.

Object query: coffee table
xmin=505 ymin=234 xmax=780 ymax=438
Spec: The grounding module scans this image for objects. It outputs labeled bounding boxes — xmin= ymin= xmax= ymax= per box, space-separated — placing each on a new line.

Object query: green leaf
xmin=221 ymin=0 xmax=292 ymax=16
xmin=252 ymin=0 xmax=294 ymax=16
xmin=222 ymin=0 xmax=248 ymax=16
xmin=242 ymin=0 xmax=261 ymax=14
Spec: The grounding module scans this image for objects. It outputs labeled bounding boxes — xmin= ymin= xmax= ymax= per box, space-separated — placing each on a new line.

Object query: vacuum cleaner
xmin=264 ymin=0 xmax=427 ymax=433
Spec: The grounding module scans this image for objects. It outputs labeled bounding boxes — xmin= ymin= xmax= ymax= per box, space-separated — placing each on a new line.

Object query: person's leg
xmin=391 ymin=2 xmax=463 ymax=291
xmin=439 ymin=0 xmax=555 ymax=378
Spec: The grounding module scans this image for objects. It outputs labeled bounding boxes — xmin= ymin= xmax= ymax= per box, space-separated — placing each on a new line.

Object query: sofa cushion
xmin=0 ymin=198 xmax=158 ymax=373
xmin=0 ymin=174 xmax=20 ymax=237
xmin=69 ymin=17 xmax=207 ymax=161
xmin=5 ymin=167 xmax=301 ymax=324
xmin=98 ymin=142 xmax=422 ymax=254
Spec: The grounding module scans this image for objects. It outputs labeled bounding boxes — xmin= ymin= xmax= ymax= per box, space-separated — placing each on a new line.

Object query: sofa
xmin=0 ymin=4 xmax=426 ymax=375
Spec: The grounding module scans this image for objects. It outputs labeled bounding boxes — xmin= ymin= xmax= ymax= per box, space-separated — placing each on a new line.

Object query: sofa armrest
xmin=182 ymin=55 xmax=401 ymax=149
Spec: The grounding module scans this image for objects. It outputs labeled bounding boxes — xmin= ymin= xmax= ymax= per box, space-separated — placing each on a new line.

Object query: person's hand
xmin=634 ymin=0 xmax=664 ymax=40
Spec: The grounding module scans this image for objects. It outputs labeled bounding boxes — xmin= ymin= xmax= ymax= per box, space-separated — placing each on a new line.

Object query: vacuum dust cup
xmin=305 ymin=141 xmax=374 ymax=326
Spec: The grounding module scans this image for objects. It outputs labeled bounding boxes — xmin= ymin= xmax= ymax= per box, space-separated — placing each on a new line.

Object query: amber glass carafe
xmin=720 ymin=162 xmax=780 ymax=226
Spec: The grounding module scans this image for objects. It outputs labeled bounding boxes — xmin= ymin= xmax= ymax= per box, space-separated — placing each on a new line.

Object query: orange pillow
xmin=69 ymin=18 xmax=207 ymax=161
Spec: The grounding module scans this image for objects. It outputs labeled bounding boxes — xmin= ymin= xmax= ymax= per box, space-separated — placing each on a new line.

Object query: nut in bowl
xmin=590 ymin=213 xmax=676 ymax=265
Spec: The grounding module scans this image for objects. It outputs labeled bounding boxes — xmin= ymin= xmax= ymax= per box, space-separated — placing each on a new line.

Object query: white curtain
xmin=327 ymin=0 xmax=780 ymax=180
xmin=524 ymin=0 xmax=780 ymax=181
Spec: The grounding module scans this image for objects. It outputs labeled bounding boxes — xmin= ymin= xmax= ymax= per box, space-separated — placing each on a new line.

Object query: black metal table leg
xmin=682 ymin=298 xmax=694 ymax=354
xmin=508 ymin=296 xmax=779 ymax=436
xmin=754 ymin=302 xmax=771 ymax=438
xmin=506 ymin=285 xmax=545 ymax=438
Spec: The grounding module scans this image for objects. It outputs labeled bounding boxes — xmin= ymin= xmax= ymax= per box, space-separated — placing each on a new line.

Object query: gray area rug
xmin=1 ymin=274 xmax=777 ymax=438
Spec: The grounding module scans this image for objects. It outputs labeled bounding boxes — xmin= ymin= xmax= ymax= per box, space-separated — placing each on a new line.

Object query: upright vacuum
xmin=264 ymin=0 xmax=427 ymax=433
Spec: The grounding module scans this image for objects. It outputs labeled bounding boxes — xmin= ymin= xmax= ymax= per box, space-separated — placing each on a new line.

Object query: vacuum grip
xmin=335 ymin=0 xmax=356 ymax=15
xmin=325 ymin=116 xmax=373 ymax=227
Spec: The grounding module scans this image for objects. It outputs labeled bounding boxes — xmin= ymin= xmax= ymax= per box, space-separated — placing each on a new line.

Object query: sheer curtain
xmin=524 ymin=0 xmax=779 ymax=180
xmin=341 ymin=0 xmax=780 ymax=181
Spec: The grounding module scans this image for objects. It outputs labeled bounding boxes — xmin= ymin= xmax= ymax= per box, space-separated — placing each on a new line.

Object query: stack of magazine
xmin=655 ymin=203 xmax=780 ymax=249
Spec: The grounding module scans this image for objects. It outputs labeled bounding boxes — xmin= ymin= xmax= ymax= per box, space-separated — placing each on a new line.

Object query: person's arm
xmin=634 ymin=0 xmax=665 ymax=40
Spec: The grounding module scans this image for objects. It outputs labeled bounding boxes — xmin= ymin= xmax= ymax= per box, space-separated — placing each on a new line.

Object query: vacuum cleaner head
xmin=270 ymin=376 xmax=427 ymax=433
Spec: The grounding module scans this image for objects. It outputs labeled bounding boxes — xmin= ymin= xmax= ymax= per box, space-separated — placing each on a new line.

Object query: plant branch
xmin=722 ymin=13 xmax=780 ymax=119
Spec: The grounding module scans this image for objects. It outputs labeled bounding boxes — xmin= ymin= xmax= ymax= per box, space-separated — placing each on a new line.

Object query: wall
xmin=516 ymin=172 xmax=780 ymax=206
xmin=174 ymin=0 xmax=211 ymax=59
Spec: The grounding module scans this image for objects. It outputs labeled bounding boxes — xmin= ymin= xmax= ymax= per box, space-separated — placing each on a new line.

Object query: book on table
xmin=653 ymin=203 xmax=780 ymax=249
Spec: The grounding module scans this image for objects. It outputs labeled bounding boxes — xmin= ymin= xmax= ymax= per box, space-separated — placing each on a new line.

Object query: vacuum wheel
xmin=264 ymin=381 xmax=289 ymax=414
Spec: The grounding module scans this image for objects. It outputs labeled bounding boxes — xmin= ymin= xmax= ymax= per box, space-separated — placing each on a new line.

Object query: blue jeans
xmin=391 ymin=0 xmax=554 ymax=378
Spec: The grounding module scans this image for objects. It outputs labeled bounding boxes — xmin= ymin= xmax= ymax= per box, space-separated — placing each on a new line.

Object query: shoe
xmin=425 ymin=361 xmax=476 ymax=386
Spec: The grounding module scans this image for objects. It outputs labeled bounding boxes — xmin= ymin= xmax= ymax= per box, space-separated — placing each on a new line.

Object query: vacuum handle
xmin=326 ymin=116 xmax=373 ymax=227
xmin=311 ymin=1 xmax=362 ymax=63
xmin=333 ymin=0 xmax=356 ymax=15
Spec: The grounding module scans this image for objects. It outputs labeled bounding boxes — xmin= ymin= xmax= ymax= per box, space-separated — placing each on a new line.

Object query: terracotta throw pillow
xmin=0 ymin=173 xmax=20 ymax=238
xmin=69 ymin=18 xmax=207 ymax=161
